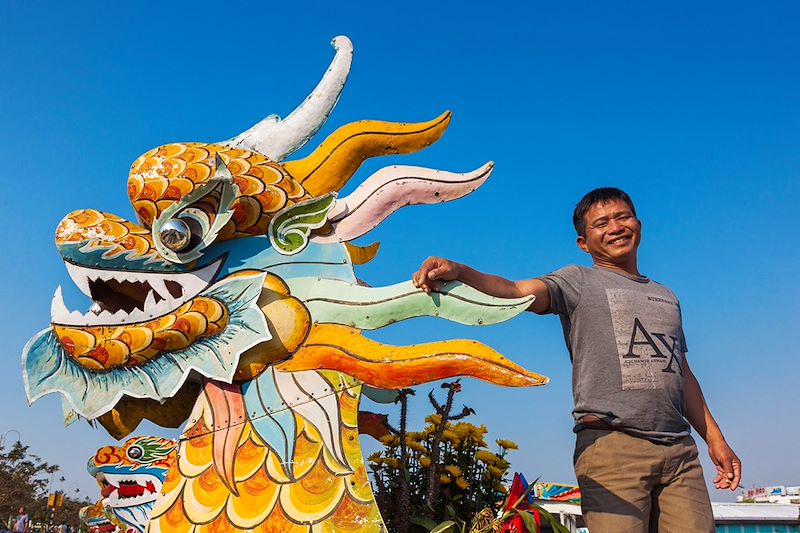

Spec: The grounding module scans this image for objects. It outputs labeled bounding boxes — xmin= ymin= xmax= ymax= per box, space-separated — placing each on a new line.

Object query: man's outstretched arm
xmin=411 ymin=257 xmax=551 ymax=314
xmin=683 ymin=356 xmax=741 ymax=491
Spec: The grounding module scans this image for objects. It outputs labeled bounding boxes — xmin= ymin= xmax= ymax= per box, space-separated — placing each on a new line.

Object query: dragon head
xmin=23 ymin=36 xmax=546 ymax=446
xmin=87 ymin=435 xmax=176 ymax=533
xmin=79 ymin=501 xmax=116 ymax=533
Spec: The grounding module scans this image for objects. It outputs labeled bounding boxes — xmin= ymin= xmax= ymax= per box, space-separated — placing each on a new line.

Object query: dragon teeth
xmin=149 ymin=278 xmax=171 ymax=300
xmin=126 ymin=272 xmax=146 ymax=283
xmin=50 ymin=286 xmax=70 ymax=317
xmin=53 ymin=256 xmax=223 ymax=327
xmin=97 ymin=270 xmax=116 ymax=282
xmin=64 ymin=263 xmax=91 ymax=297
xmin=143 ymin=290 xmax=156 ymax=311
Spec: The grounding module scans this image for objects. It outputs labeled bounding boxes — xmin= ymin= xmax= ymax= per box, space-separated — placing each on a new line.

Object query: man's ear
xmin=576 ymin=235 xmax=589 ymax=253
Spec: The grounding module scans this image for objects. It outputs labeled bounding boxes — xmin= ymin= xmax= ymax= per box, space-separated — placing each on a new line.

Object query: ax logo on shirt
xmin=606 ymin=288 xmax=685 ymax=391
xmin=624 ymin=317 xmax=683 ymax=375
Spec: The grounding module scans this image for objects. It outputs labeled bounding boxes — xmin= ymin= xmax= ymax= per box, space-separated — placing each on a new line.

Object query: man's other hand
xmin=710 ymin=439 xmax=741 ymax=491
xmin=412 ymin=257 xmax=461 ymax=293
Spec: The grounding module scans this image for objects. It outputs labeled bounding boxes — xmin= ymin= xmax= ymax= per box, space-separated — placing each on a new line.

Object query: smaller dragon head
xmin=88 ymin=435 xmax=176 ymax=533
xmin=78 ymin=501 xmax=116 ymax=533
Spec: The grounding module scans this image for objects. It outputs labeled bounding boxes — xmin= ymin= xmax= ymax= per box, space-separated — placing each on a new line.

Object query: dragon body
xmin=23 ymin=36 xmax=547 ymax=531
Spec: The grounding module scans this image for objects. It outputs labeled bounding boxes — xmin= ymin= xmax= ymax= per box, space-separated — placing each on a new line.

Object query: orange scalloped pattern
xmin=128 ymin=143 xmax=311 ymax=237
xmin=54 ymin=296 xmax=228 ymax=370
xmin=55 ymin=209 xmax=162 ymax=264
xmin=147 ymin=371 xmax=384 ymax=532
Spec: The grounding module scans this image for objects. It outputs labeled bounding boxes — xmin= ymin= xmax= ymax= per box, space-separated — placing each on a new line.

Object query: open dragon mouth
xmin=51 ymin=257 xmax=224 ymax=327
xmin=96 ymin=472 xmax=161 ymax=506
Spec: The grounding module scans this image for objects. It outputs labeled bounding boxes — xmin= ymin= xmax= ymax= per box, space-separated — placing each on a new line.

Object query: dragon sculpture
xmin=87 ymin=436 xmax=177 ymax=533
xmin=79 ymin=501 xmax=117 ymax=533
xmin=23 ymin=36 xmax=547 ymax=531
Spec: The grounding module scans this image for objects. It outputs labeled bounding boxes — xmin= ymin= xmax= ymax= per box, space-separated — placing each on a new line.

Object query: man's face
xmin=576 ymin=199 xmax=641 ymax=264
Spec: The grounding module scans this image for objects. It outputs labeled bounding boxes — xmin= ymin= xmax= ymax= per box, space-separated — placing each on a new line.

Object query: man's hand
xmin=412 ymin=257 xmax=461 ymax=293
xmin=682 ymin=357 xmax=741 ymax=491
xmin=411 ymin=257 xmax=550 ymax=312
xmin=709 ymin=438 xmax=741 ymax=491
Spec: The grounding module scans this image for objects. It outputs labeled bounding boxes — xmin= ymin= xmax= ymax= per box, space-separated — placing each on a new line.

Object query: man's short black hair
xmin=572 ymin=187 xmax=637 ymax=236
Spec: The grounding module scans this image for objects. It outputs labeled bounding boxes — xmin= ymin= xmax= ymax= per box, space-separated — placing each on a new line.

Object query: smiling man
xmin=412 ymin=187 xmax=740 ymax=532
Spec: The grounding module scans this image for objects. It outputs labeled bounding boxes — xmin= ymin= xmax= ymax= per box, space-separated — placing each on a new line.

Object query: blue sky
xmin=1 ymin=1 xmax=798 ymax=502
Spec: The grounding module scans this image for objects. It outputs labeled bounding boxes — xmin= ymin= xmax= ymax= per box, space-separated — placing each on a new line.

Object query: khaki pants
xmin=574 ymin=429 xmax=715 ymax=533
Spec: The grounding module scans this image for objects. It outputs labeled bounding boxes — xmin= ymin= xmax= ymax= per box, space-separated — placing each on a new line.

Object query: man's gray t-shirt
xmin=540 ymin=265 xmax=690 ymax=443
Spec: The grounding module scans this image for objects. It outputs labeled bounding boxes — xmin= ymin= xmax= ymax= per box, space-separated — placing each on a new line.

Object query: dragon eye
xmin=159 ymin=219 xmax=192 ymax=252
xmin=127 ymin=445 xmax=144 ymax=460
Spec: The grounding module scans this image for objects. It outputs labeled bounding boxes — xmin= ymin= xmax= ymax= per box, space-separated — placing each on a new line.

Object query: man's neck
xmin=592 ymin=257 xmax=641 ymax=277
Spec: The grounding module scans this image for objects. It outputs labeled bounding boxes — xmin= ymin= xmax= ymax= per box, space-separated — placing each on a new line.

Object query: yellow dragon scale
xmin=149 ymin=373 xmax=379 ymax=532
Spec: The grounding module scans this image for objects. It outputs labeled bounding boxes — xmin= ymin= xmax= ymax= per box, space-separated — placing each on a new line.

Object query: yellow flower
xmin=475 ymin=450 xmax=500 ymax=464
xmin=444 ymin=465 xmax=462 ymax=478
xmin=455 ymin=477 xmax=469 ymax=490
xmin=440 ymin=474 xmax=451 ymax=485
xmin=425 ymin=414 xmax=443 ymax=426
xmin=379 ymin=435 xmax=400 ymax=447
xmin=419 ymin=456 xmax=432 ymax=468
xmin=452 ymin=422 xmax=488 ymax=447
xmin=453 ymin=422 xmax=473 ymax=438
xmin=485 ymin=466 xmax=504 ymax=479
xmin=442 ymin=430 xmax=460 ymax=446
xmin=383 ymin=458 xmax=399 ymax=468
xmin=367 ymin=452 xmax=383 ymax=463
xmin=496 ymin=439 xmax=518 ymax=450
xmin=405 ymin=439 xmax=426 ymax=454
xmin=406 ymin=431 xmax=425 ymax=441
xmin=494 ymin=483 xmax=508 ymax=494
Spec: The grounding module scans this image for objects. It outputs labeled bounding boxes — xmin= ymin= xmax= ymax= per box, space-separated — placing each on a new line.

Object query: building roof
xmin=712 ymin=503 xmax=800 ymax=523
xmin=538 ymin=501 xmax=582 ymax=516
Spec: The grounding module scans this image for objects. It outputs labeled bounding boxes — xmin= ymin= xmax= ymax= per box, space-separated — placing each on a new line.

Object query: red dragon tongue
xmin=117 ymin=483 xmax=146 ymax=498
xmin=101 ymin=484 xmax=117 ymax=498
xmin=145 ymin=481 xmax=156 ymax=493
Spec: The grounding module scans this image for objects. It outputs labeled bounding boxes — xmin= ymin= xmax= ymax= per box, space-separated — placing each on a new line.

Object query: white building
xmin=738 ymin=486 xmax=800 ymax=505
xmin=534 ymin=501 xmax=800 ymax=533
xmin=713 ymin=503 xmax=800 ymax=533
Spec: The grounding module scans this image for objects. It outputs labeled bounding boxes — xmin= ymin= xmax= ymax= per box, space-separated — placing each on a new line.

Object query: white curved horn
xmin=222 ymin=35 xmax=353 ymax=161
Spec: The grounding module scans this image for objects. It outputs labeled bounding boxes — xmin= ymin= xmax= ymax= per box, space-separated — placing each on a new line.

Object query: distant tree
xmin=0 ymin=441 xmax=88 ymax=529
xmin=0 ymin=441 xmax=59 ymax=521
